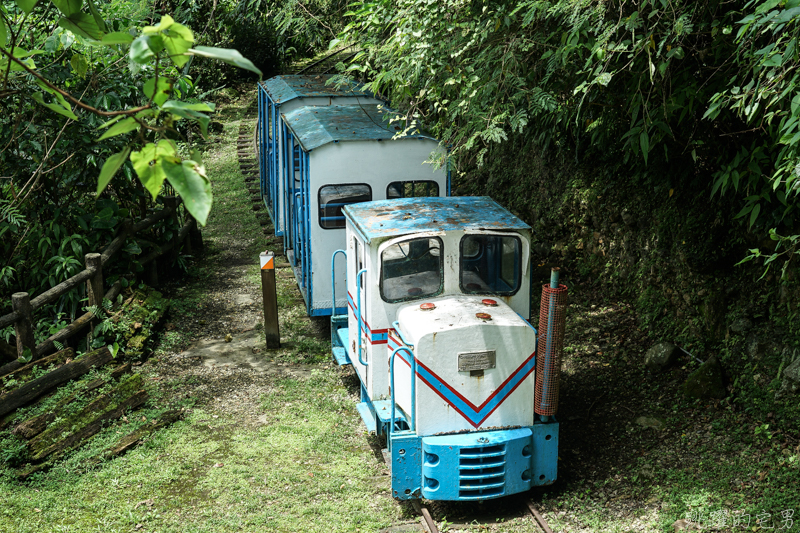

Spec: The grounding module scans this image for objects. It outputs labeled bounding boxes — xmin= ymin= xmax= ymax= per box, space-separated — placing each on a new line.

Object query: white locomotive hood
xmin=390 ymin=295 xmax=537 ymax=435
xmin=394 ymin=295 xmax=533 ymax=346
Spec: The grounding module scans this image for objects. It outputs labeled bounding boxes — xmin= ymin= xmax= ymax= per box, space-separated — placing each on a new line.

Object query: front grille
xmin=458 ymin=444 xmax=506 ymax=499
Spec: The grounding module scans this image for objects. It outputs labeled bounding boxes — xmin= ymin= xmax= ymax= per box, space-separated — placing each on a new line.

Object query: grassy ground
xmin=0 ymin=89 xmax=798 ymax=533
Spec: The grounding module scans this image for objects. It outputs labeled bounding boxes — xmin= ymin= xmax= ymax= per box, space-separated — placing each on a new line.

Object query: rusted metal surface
xmin=260 ymin=74 xmax=375 ymax=104
xmin=527 ymin=501 xmax=556 ymax=533
xmin=281 ymin=104 xmax=436 ymax=152
xmin=343 ymin=196 xmax=531 ymax=244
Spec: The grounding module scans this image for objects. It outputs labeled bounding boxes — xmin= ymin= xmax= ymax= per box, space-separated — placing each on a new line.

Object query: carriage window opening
xmin=381 ymin=237 xmax=443 ymax=303
xmin=386 ymin=181 xmax=439 ymax=199
xmin=319 ymin=184 xmax=372 ymax=229
xmin=460 ymin=234 xmax=521 ymax=296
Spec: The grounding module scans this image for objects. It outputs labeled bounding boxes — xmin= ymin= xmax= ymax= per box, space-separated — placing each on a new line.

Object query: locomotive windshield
xmin=460 ymin=234 xmax=522 ymax=295
xmin=380 ymin=237 xmax=443 ymax=303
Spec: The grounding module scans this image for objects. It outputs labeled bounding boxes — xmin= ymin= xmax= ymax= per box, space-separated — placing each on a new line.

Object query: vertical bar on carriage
xmin=272 ymin=101 xmax=280 ymax=230
xmin=304 ymin=151 xmax=312 ymax=304
xmin=331 ymin=249 xmax=346 ymax=317
xmin=282 ymin=121 xmax=290 ymax=251
xmin=540 ymin=268 xmax=560 ymax=421
xmin=356 ymin=268 xmax=367 ymax=366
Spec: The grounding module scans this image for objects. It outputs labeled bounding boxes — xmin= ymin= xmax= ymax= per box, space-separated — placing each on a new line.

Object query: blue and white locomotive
xmin=257 ymin=76 xmax=562 ymax=502
xmin=330 ymin=197 xmax=560 ymax=501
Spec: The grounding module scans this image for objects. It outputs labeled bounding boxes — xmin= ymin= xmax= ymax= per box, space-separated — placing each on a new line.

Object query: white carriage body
xmin=258 ymin=75 xmax=383 ymax=236
xmin=281 ymin=105 xmax=448 ymax=316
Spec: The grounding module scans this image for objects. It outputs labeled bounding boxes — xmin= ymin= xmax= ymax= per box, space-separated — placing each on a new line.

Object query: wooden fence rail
xmin=0 ymin=197 xmax=202 ymax=370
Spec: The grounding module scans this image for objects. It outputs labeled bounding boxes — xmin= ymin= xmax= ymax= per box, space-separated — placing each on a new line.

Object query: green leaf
xmin=142 ymin=15 xmax=175 ymax=35
xmin=97 ymin=147 xmax=131 ymax=195
xmin=129 ymin=140 xmax=178 ymax=199
xmin=70 ymin=53 xmax=88 ymax=77
xmin=189 ymin=46 xmax=262 ymax=77
xmin=52 ymin=0 xmax=82 ymax=17
xmin=163 ymin=24 xmax=193 ymax=67
xmin=59 ymin=14 xmax=102 ymax=40
xmin=130 ymin=35 xmax=154 ymax=64
xmin=161 ymin=100 xmax=211 ymax=136
xmin=792 ymin=94 xmax=800 ymax=117
xmin=163 ymin=159 xmax=212 ymax=225
xmin=14 ymin=0 xmax=39 ymax=14
xmin=143 ymin=76 xmax=172 ymax=106
xmin=31 ymin=92 xmax=78 ymax=120
xmin=749 ymin=203 xmax=761 ymax=228
xmin=100 ymin=32 xmax=133 ymax=45
xmin=639 ymin=130 xmax=650 ymax=164
xmin=0 ymin=19 xmax=7 ymax=48
xmin=84 ymin=0 xmax=107 ymax=33
xmin=96 ymin=117 xmax=137 ymax=141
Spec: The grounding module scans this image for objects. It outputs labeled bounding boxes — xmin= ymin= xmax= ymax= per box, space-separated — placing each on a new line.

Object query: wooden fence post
xmin=85 ymin=253 xmax=103 ymax=349
xmin=12 ymin=292 xmax=35 ymax=360
xmin=146 ymin=259 xmax=159 ymax=288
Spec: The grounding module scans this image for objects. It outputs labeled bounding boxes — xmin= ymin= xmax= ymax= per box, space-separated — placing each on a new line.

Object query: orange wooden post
xmin=260 ymin=251 xmax=280 ymax=349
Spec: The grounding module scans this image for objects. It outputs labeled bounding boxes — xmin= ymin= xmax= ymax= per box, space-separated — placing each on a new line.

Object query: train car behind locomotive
xmin=330 ymin=196 xmax=563 ymax=502
xmin=257 ymin=75 xmax=384 ymax=237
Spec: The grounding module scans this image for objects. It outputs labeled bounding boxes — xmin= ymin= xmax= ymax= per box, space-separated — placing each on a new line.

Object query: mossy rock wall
xmin=457 ymin=134 xmax=800 ymax=404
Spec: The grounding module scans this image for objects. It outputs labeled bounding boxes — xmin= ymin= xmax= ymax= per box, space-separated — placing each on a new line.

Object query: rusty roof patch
xmin=343 ymin=197 xmax=530 ymax=244
xmin=281 ymin=105 xmax=438 ymax=152
xmin=260 ymin=75 xmax=377 ymax=104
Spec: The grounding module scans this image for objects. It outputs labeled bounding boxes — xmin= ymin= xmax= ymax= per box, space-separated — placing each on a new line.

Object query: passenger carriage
xmin=274 ymin=104 xmax=448 ymax=316
xmin=330 ymin=197 xmax=560 ymax=501
xmin=257 ymin=75 xmax=384 ymax=237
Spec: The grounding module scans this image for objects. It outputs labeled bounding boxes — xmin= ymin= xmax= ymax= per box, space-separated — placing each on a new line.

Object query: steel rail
xmin=411 ymin=501 xmax=439 ymax=533
xmin=527 ymin=501 xmax=555 ymax=533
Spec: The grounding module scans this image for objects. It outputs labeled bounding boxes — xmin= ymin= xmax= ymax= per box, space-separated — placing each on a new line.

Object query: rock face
xmin=635 ymin=416 xmax=665 ymax=431
xmin=776 ymin=351 xmax=800 ymax=399
xmin=645 ymin=342 xmax=679 ymax=373
xmin=683 ymin=355 xmax=726 ymax=400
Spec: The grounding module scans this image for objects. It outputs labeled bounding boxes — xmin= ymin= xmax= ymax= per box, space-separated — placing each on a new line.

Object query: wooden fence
xmin=0 ymin=196 xmax=202 ymax=374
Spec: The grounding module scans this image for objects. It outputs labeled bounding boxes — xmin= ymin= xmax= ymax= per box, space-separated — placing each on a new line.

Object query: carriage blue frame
xmin=257 ymin=82 xmax=283 ymax=236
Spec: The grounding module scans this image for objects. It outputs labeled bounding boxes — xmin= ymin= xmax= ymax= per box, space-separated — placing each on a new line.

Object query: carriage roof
xmin=281 ymin=104 xmax=438 ymax=152
xmin=342 ymin=196 xmax=530 ymax=244
xmin=260 ymin=75 xmax=376 ymax=104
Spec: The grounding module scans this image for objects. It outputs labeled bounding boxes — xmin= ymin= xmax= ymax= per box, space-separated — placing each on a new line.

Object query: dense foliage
xmin=0 ymin=0 xmax=262 ymax=349
xmin=338 ymin=0 xmax=800 ymax=273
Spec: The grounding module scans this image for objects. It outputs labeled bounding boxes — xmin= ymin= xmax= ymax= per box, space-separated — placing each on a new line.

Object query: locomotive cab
xmin=331 ymin=197 xmax=560 ymax=502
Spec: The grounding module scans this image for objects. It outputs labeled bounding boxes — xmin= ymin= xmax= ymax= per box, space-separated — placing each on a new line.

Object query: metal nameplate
xmin=458 ymin=350 xmax=496 ymax=372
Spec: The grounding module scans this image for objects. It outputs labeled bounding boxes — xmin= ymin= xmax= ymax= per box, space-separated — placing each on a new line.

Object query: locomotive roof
xmin=260 ymin=75 xmax=377 ymax=104
xmin=343 ymin=196 xmax=530 ymax=244
xmin=281 ymin=104 xmax=438 ymax=152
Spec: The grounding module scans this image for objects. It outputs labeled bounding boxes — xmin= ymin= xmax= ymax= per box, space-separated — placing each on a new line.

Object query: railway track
xmin=411 ymin=500 xmax=556 ymax=533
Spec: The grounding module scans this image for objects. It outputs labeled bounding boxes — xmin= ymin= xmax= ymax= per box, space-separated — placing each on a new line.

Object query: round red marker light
xmin=420 ymin=303 xmax=436 ymax=310
xmin=476 ymin=312 xmax=492 ymax=320
xmin=482 ymin=299 xmax=498 ymax=306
